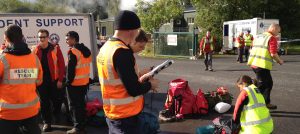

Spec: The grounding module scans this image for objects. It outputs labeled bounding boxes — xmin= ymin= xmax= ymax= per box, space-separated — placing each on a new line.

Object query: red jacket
xmin=34 ymin=43 xmax=65 ymax=82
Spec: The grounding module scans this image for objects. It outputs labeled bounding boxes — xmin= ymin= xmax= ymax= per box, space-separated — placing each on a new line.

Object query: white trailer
xmin=223 ymin=18 xmax=280 ymax=52
xmin=0 ymin=13 xmax=98 ymax=79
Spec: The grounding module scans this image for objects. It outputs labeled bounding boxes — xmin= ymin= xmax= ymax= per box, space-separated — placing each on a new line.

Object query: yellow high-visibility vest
xmin=244 ymin=34 xmax=253 ymax=47
xmin=240 ymin=84 xmax=273 ymax=134
xmin=247 ymin=32 xmax=273 ymax=70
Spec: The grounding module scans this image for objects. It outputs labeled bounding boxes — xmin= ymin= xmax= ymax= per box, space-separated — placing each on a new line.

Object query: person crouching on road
xmin=96 ymin=10 xmax=159 ymax=134
xmin=233 ymin=75 xmax=273 ymax=134
xmin=32 ymin=29 xmax=66 ymax=132
xmin=0 ymin=25 xmax=43 ymax=134
xmin=65 ymin=31 xmax=92 ymax=134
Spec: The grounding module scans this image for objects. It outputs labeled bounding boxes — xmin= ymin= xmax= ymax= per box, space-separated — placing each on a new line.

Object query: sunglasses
xmin=38 ymin=36 xmax=48 ymax=39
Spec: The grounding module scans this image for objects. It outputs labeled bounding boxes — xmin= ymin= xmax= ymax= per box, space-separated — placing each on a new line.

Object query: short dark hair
xmin=4 ymin=25 xmax=23 ymax=44
xmin=135 ymin=30 xmax=148 ymax=42
xmin=38 ymin=29 xmax=49 ymax=36
xmin=66 ymin=31 xmax=79 ymax=42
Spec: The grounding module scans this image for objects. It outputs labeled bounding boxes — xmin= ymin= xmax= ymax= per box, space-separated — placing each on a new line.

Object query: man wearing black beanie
xmin=97 ymin=10 xmax=159 ymax=134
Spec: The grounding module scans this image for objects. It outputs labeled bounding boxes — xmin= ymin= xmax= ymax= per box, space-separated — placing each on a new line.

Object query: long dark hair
xmin=236 ymin=75 xmax=257 ymax=86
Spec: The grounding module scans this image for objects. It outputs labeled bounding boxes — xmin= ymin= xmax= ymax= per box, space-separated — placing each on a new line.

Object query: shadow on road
xmin=218 ymin=69 xmax=253 ymax=72
xmin=270 ymin=111 xmax=300 ymax=118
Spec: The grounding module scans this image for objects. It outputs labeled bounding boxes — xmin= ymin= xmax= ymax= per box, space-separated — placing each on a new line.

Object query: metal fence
xmin=153 ymin=32 xmax=198 ymax=57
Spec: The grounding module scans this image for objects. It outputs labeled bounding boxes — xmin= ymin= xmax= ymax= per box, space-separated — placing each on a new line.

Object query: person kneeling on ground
xmin=233 ymin=75 xmax=273 ymax=134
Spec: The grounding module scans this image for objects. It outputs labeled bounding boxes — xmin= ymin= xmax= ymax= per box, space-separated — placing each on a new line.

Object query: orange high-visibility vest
xmin=97 ymin=40 xmax=144 ymax=119
xmin=69 ymin=48 xmax=91 ymax=86
xmin=0 ymin=53 xmax=43 ymax=120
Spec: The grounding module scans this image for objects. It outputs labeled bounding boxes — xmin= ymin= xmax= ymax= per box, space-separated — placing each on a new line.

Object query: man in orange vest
xmin=0 ymin=25 xmax=43 ymax=134
xmin=65 ymin=31 xmax=91 ymax=134
xmin=32 ymin=29 xmax=66 ymax=132
xmin=97 ymin=10 xmax=159 ymax=134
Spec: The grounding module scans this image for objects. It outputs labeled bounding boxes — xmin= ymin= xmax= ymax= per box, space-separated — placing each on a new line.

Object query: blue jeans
xmin=204 ymin=52 xmax=213 ymax=69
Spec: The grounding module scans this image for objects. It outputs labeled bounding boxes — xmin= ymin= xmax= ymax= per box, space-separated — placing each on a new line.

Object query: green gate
xmin=153 ymin=32 xmax=198 ymax=57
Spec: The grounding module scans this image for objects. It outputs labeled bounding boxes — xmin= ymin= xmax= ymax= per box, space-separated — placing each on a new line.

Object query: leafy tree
xmin=136 ymin=0 xmax=184 ymax=33
xmin=107 ymin=0 xmax=120 ymax=17
xmin=191 ymin=0 xmax=300 ymax=40
xmin=0 ymin=0 xmax=24 ymax=13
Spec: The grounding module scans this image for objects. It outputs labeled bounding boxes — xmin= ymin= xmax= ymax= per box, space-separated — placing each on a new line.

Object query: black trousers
xmin=244 ymin=46 xmax=250 ymax=62
xmin=237 ymin=47 xmax=244 ymax=63
xmin=0 ymin=115 xmax=41 ymax=134
xmin=66 ymin=85 xmax=88 ymax=130
xmin=106 ymin=114 xmax=141 ymax=134
xmin=37 ymin=80 xmax=64 ymax=124
xmin=253 ymin=68 xmax=273 ymax=104
xmin=204 ymin=52 xmax=213 ymax=69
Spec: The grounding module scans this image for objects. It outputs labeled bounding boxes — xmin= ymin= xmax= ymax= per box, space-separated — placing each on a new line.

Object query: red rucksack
xmin=193 ymin=89 xmax=209 ymax=114
xmin=164 ymin=79 xmax=195 ymax=116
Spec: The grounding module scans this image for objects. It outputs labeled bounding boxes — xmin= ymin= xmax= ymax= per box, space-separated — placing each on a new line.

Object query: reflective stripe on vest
xmin=248 ymin=55 xmax=273 ymax=63
xmin=241 ymin=116 xmax=272 ymax=126
xmin=247 ymin=33 xmax=273 ymax=70
xmin=243 ymin=87 xmax=266 ymax=111
xmin=1 ymin=55 xmax=40 ymax=84
xmin=103 ymin=95 xmax=143 ymax=105
xmin=99 ymin=77 xmax=122 ymax=86
xmin=241 ymin=85 xmax=272 ymax=126
xmin=75 ymin=74 xmax=90 ymax=79
xmin=0 ymin=97 xmax=39 ymax=109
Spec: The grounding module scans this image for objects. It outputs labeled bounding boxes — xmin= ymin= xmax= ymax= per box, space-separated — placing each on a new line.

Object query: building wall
xmin=98 ymin=20 xmax=114 ymax=37
xmin=159 ymin=11 xmax=196 ymax=33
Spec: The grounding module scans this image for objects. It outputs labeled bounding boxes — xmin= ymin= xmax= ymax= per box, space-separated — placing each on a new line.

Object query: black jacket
xmin=3 ymin=42 xmax=31 ymax=55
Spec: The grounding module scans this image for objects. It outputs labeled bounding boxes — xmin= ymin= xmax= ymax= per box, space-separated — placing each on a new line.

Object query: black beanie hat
xmin=114 ymin=10 xmax=141 ymax=30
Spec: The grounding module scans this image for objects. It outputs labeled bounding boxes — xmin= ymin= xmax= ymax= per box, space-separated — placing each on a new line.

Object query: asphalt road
xmin=42 ymin=55 xmax=300 ymax=134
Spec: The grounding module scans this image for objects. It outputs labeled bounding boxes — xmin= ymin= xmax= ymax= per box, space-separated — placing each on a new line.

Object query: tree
xmin=0 ymin=0 xmax=24 ymax=13
xmin=107 ymin=0 xmax=120 ymax=18
xmin=191 ymin=0 xmax=300 ymax=39
xmin=136 ymin=0 xmax=184 ymax=33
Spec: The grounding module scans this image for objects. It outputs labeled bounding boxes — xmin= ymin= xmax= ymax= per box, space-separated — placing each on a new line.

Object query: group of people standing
xmin=0 ymin=25 xmax=91 ymax=134
xmin=236 ymin=30 xmax=254 ymax=63
xmin=0 ymin=9 xmax=285 ymax=134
